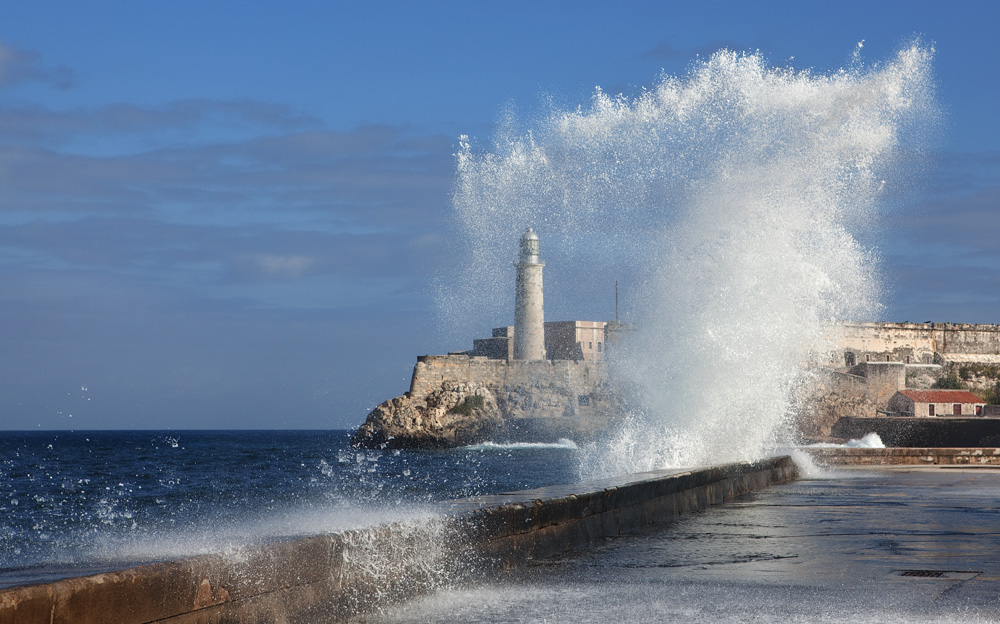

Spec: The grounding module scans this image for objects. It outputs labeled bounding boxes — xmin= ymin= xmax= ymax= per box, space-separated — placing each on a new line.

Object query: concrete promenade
xmin=362 ymin=465 xmax=1000 ymax=623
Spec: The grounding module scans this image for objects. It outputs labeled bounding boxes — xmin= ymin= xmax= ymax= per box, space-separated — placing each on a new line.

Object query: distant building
xmin=472 ymin=327 xmax=514 ymax=361
xmin=472 ymin=321 xmax=610 ymax=362
xmin=886 ymin=389 xmax=986 ymax=417
xmin=545 ymin=321 xmax=606 ymax=361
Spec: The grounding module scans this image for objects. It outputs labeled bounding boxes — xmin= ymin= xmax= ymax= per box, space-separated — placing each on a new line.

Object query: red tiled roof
xmin=897 ymin=389 xmax=985 ymax=404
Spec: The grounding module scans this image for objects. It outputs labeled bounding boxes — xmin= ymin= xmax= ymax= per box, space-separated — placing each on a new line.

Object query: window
xmin=866 ymin=354 xmax=871 ymax=362
xmin=928 ymin=404 xmax=935 ymax=416
xmin=589 ymin=342 xmax=593 ymax=349
xmin=597 ymin=342 xmax=602 ymax=352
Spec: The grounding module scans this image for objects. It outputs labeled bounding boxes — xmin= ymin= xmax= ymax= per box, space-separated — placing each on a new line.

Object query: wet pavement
xmin=360 ymin=466 xmax=1000 ymax=623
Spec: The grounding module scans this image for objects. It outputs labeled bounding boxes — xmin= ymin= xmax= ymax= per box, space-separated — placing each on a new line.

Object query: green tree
xmin=932 ymin=374 xmax=964 ymax=390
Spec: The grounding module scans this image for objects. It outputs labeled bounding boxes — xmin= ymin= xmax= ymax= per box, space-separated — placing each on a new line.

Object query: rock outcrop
xmin=351 ymin=355 xmax=620 ymax=449
xmin=352 ymin=382 xmax=505 ymax=449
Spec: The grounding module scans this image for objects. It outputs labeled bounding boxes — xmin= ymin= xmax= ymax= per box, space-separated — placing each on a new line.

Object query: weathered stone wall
xmin=0 ymin=457 xmax=798 ymax=624
xmin=848 ymin=362 xmax=906 ymax=406
xmin=409 ymin=355 xmax=613 ymax=428
xmin=797 ymin=370 xmax=879 ymax=438
xmin=836 ymin=322 xmax=1000 ymax=365
xmin=805 ymin=447 xmax=1000 ymax=465
xmin=409 ymin=356 xmax=605 ymax=406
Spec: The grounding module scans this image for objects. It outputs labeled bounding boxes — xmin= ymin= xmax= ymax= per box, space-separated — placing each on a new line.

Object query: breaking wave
xmin=446 ymin=43 xmax=936 ymax=476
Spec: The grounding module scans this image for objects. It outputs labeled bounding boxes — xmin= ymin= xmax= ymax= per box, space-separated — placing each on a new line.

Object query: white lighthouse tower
xmin=514 ymin=227 xmax=546 ymax=361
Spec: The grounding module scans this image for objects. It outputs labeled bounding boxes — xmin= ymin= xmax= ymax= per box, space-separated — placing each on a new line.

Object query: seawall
xmin=804 ymin=447 xmax=1000 ymax=465
xmin=0 ymin=456 xmax=796 ymax=624
xmin=831 ymin=416 xmax=1000 ymax=447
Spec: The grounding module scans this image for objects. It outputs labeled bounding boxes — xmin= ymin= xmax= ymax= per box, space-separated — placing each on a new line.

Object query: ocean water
xmin=0 ymin=430 xmax=580 ymax=588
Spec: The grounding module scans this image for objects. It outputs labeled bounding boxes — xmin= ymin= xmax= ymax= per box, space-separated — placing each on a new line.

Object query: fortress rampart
xmin=409 ymin=355 xmax=605 ymax=404
xmin=836 ymin=322 xmax=1000 ymax=366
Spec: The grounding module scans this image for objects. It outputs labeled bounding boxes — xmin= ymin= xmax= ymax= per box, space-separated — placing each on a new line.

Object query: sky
xmin=1 ymin=1 xmax=998 ymax=430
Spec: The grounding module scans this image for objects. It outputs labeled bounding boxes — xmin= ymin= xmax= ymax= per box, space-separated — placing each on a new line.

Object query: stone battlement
xmin=833 ymin=321 xmax=1000 ymax=367
xmin=409 ymin=354 xmax=605 ymax=400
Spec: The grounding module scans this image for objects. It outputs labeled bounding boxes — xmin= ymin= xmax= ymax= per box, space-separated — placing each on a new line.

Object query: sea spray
xmin=447 ymin=44 xmax=936 ymax=476
xmin=335 ymin=514 xmax=472 ymax=615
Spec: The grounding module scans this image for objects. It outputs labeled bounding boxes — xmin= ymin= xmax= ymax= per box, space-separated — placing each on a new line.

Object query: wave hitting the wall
xmin=445 ymin=44 xmax=937 ymax=475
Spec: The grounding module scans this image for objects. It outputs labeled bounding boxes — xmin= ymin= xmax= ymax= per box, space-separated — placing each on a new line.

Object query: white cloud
xmin=256 ymin=254 xmax=313 ymax=279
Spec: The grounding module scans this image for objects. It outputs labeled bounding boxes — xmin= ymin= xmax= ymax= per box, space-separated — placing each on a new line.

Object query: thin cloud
xmin=0 ymin=40 xmax=75 ymax=90
xmin=0 ymin=99 xmax=319 ymax=145
xmin=890 ymin=186 xmax=1000 ymax=252
xmin=0 ymin=121 xmax=455 ymax=229
xmin=640 ymin=41 xmax=687 ymax=62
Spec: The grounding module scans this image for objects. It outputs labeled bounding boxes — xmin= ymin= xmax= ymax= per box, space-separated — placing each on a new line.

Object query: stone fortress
xmin=352 ymin=228 xmax=1000 ymax=449
xmin=352 ymin=228 xmax=623 ymax=449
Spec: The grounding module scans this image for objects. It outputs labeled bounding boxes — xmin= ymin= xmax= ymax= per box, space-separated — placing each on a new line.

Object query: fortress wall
xmin=933 ymin=324 xmax=1000 ymax=355
xmin=409 ymin=355 xmax=606 ymax=403
xmin=836 ymin=323 xmax=1000 ymax=362
xmin=0 ymin=457 xmax=796 ymax=624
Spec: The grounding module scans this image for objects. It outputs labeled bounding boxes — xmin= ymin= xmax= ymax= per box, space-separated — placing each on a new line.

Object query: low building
xmin=545 ymin=321 xmax=606 ymax=361
xmin=472 ymin=326 xmax=514 ymax=361
xmin=472 ymin=322 xmax=609 ymax=362
xmin=886 ymin=389 xmax=986 ymax=417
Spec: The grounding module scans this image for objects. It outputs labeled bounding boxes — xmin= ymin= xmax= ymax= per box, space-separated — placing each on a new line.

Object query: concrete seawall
xmin=805 ymin=446 xmax=1000 ymax=465
xmin=0 ymin=456 xmax=796 ymax=624
xmin=831 ymin=416 xmax=1000 ymax=447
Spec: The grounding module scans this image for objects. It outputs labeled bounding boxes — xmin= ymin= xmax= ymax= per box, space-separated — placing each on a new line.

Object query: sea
xmin=0 ymin=430 xmax=580 ymax=589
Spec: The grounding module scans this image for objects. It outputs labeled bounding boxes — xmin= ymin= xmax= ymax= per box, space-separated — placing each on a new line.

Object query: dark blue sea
xmin=0 ymin=430 xmax=580 ymax=588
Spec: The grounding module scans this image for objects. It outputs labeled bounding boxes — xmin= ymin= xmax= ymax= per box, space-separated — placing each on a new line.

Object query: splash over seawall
xmin=445 ymin=44 xmax=937 ymax=476
xmin=0 ymin=458 xmax=797 ymax=622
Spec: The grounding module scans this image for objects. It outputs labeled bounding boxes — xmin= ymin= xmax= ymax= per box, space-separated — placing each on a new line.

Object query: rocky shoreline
xmin=351 ymin=356 xmax=620 ymax=449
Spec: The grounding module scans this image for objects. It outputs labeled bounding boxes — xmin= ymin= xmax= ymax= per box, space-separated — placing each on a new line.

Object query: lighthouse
xmin=514 ymin=227 xmax=546 ymax=360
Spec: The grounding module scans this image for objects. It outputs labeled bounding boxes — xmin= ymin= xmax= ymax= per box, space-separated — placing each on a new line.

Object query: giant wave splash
xmin=445 ymin=44 xmax=936 ymax=476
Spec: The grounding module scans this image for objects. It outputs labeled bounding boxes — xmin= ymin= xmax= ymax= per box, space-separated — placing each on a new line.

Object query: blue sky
xmin=1 ymin=1 xmax=998 ymax=430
